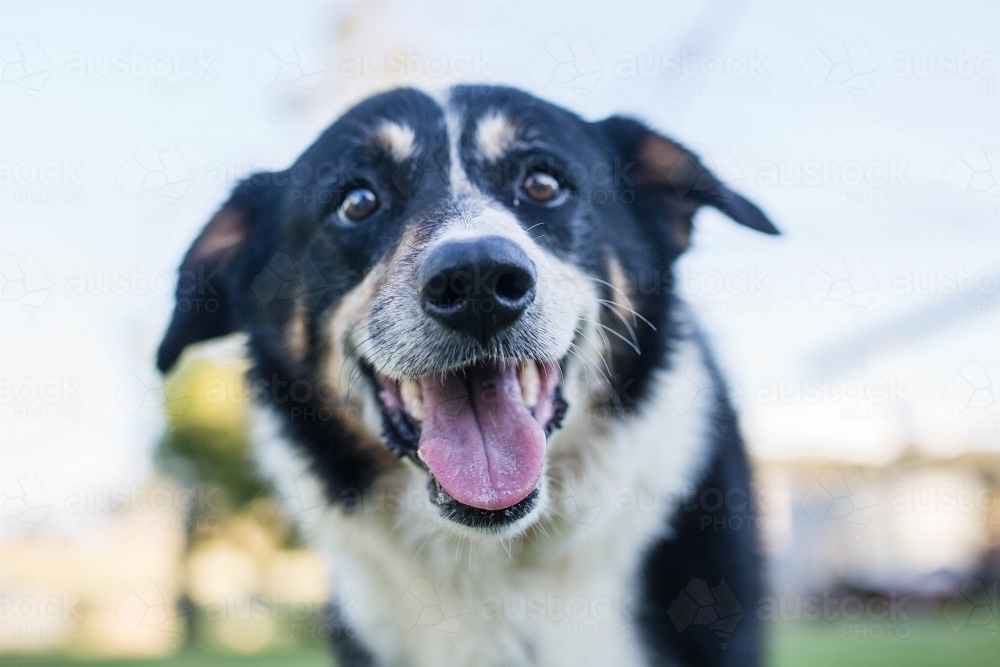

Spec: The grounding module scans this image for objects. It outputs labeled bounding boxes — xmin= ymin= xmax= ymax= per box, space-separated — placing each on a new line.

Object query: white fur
xmin=251 ymin=325 xmax=714 ymax=667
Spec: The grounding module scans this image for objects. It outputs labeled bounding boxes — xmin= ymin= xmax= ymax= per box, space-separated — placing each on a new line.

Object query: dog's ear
xmin=598 ymin=116 xmax=778 ymax=249
xmin=157 ymin=173 xmax=280 ymax=373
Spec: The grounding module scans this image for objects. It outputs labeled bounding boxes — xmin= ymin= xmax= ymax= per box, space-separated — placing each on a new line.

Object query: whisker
xmin=594 ymin=298 xmax=656 ymax=331
xmin=581 ymin=314 xmax=641 ymax=355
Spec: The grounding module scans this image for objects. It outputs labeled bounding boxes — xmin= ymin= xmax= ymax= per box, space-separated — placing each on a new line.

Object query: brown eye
xmin=338 ymin=188 xmax=378 ymax=222
xmin=522 ymin=171 xmax=561 ymax=203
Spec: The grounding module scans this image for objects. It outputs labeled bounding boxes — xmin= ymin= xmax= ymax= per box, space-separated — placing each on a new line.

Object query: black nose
xmin=417 ymin=236 xmax=537 ymax=343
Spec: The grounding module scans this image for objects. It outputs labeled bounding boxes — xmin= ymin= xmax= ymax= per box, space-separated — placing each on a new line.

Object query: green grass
xmin=768 ymin=619 xmax=999 ymax=667
xmin=3 ymin=620 xmax=997 ymax=666
xmin=0 ymin=647 xmax=334 ymax=667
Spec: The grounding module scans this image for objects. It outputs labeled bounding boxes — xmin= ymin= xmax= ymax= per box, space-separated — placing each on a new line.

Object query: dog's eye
xmin=338 ymin=188 xmax=379 ymax=223
xmin=522 ymin=171 xmax=561 ymax=203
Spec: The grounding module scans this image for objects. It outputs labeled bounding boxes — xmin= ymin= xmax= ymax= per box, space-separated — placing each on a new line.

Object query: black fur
xmin=637 ymin=339 xmax=763 ymax=666
xmin=158 ymin=85 xmax=778 ymax=667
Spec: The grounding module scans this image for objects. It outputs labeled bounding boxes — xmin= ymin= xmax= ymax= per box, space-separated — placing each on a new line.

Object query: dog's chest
xmin=329 ymin=502 xmax=657 ymax=667
xmin=253 ymin=336 xmax=713 ymax=667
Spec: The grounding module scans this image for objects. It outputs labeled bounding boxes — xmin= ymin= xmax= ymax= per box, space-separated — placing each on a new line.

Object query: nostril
xmin=494 ymin=268 xmax=534 ymax=303
xmin=423 ymin=271 xmax=473 ymax=311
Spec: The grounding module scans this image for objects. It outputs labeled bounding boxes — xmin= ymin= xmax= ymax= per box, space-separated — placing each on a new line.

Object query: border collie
xmin=157 ymin=85 xmax=778 ymax=667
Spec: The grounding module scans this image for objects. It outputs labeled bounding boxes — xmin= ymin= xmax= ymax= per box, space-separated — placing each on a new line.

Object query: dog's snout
xmin=417 ymin=236 xmax=537 ymax=342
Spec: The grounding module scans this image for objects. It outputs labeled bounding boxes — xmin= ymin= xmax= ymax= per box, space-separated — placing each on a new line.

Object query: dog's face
xmin=158 ymin=86 xmax=777 ymax=537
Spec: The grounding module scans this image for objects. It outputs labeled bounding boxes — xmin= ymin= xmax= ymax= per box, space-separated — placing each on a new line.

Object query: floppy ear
xmin=598 ymin=116 xmax=778 ymax=249
xmin=157 ymin=174 xmax=280 ymax=373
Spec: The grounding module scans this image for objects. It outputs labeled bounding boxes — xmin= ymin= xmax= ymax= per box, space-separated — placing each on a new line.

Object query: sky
xmin=2 ymin=0 xmax=999 ymax=537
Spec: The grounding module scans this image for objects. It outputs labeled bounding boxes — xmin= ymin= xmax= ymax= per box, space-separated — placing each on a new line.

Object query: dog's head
xmin=158 ymin=85 xmax=777 ymax=536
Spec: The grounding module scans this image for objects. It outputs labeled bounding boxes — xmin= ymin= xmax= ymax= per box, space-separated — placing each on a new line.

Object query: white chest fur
xmin=252 ymin=336 xmax=714 ymax=667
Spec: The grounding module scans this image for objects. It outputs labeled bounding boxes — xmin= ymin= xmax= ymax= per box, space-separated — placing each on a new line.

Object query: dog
xmin=157 ymin=85 xmax=778 ymax=667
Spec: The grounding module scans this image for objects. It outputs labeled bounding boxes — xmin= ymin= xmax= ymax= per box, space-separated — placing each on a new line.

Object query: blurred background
xmin=1 ymin=0 xmax=998 ymax=665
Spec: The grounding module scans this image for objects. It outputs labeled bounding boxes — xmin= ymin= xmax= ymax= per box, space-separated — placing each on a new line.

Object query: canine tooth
xmin=518 ymin=361 xmax=540 ymax=408
xmin=400 ymin=379 xmax=424 ymax=420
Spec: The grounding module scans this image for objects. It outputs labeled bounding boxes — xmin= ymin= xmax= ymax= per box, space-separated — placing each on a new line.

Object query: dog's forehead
xmin=311 ymin=86 xmax=578 ymax=164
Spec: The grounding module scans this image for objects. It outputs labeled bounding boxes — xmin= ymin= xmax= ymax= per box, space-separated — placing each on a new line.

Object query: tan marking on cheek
xmin=372 ymin=121 xmax=416 ymax=162
xmin=287 ymin=300 xmax=309 ymax=363
xmin=324 ymin=266 xmax=385 ymax=397
xmin=475 ymin=112 xmax=517 ymax=161
xmin=606 ymin=254 xmax=634 ymax=322
xmin=323 ymin=224 xmax=425 ymax=394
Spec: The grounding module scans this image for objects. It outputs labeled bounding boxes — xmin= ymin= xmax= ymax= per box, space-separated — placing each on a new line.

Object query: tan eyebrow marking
xmin=475 ymin=111 xmax=517 ymax=161
xmin=371 ymin=121 xmax=417 ymax=162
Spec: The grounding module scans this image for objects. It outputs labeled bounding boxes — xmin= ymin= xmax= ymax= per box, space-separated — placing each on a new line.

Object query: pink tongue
xmin=417 ymin=361 xmax=545 ymax=511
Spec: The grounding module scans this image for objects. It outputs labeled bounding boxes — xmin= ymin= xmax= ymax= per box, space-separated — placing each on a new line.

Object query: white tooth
xmin=401 ymin=379 xmax=424 ymax=420
xmin=518 ymin=360 xmax=540 ymax=408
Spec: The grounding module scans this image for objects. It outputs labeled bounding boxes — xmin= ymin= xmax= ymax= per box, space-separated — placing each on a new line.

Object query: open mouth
xmin=375 ymin=359 xmax=567 ymax=527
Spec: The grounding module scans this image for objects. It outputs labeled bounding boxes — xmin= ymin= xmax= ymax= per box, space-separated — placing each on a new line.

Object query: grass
xmin=767 ymin=618 xmax=999 ymax=667
xmin=3 ymin=619 xmax=997 ymax=666
xmin=0 ymin=647 xmax=334 ymax=667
